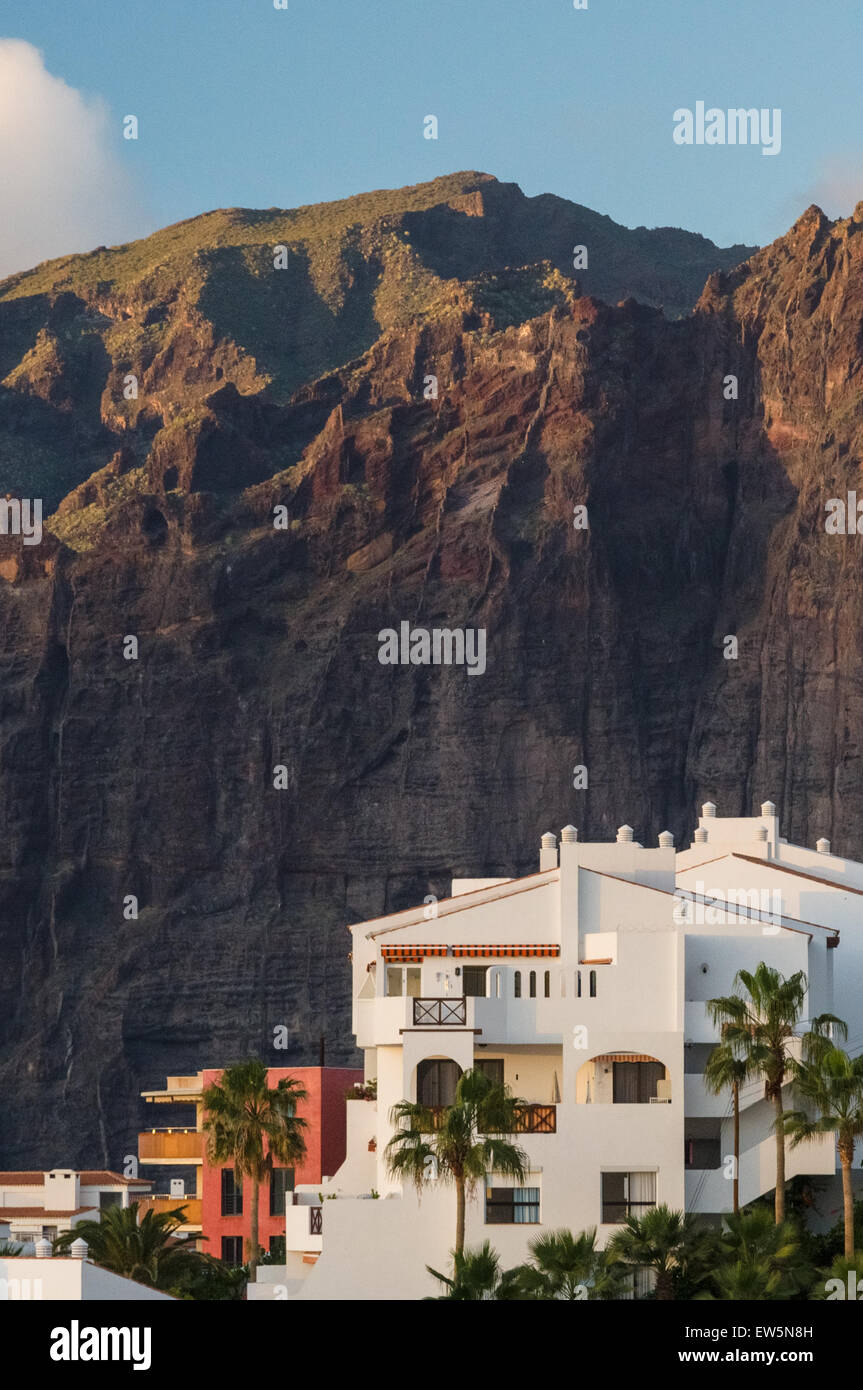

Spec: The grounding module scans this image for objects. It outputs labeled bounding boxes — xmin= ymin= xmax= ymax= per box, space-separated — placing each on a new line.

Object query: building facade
xmin=278 ymin=802 xmax=852 ymax=1300
xmin=0 ymin=1170 xmax=152 ymax=1249
xmin=138 ymin=1065 xmax=362 ymax=1263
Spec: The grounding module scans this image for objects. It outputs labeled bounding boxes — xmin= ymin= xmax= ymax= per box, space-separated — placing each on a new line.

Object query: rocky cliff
xmin=1 ymin=172 xmax=860 ymax=1168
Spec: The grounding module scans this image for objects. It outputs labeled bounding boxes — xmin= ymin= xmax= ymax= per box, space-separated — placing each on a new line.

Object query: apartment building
xmin=0 ymin=1169 xmax=152 ymax=1249
xmin=279 ymin=802 xmax=848 ymax=1300
xmin=138 ymin=1065 xmax=361 ymax=1263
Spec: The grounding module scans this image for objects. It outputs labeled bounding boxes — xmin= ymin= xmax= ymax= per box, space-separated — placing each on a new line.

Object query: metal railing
xmin=309 ymin=1207 xmax=322 ymax=1235
xmin=412 ymin=997 xmax=467 ymax=1026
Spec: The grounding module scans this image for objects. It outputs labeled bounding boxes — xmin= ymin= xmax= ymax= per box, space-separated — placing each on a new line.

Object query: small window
xmin=529 ymin=970 xmax=537 ymax=998
xmin=577 ymin=970 xmax=582 ymax=998
xmin=486 ymin=1187 xmax=540 ymax=1225
xmin=514 ymin=970 xmax=521 ymax=998
xmin=221 ymin=1169 xmax=243 ymax=1217
xmin=221 ymin=1235 xmax=244 ymax=1266
xmin=270 ymin=1167 xmax=295 ymax=1216
xmin=405 ymin=967 xmax=421 ymax=997
xmin=386 ymin=966 xmax=404 ymax=997
xmin=543 ymin=970 xmax=550 ymax=998
xmin=589 ymin=970 xmax=597 ymax=998
xmin=601 ymin=1171 xmax=656 ymax=1224
xmin=99 ymin=1191 xmax=122 ymax=1211
xmin=462 ymin=965 xmax=488 ymax=998
xmin=475 ymin=1059 xmax=504 ymax=1086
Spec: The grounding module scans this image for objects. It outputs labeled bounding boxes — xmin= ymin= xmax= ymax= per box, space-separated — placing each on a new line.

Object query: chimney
xmin=560 ymin=825 xmax=578 ymax=843
xmin=70 ymin=1238 xmax=88 ymax=1261
xmin=761 ymin=800 xmax=776 ymax=817
xmin=816 ymin=837 xmax=831 ymax=855
xmin=658 ymin=830 xmax=674 ymax=848
xmin=702 ymin=802 xmax=717 ymax=818
xmin=756 ymin=825 xmax=768 ymax=841
xmin=540 ymin=831 xmax=558 ymax=870
xmin=34 ymin=1238 xmax=52 ymax=1259
xmin=693 ymin=828 xmax=708 ymax=843
xmin=616 ymin=825 xmax=634 ymax=843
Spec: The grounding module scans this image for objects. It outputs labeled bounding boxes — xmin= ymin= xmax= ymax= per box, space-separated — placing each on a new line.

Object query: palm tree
xmin=516 ymin=1227 xmax=626 ymax=1300
xmin=706 ymin=1208 xmax=809 ymax=1300
xmin=426 ymin=1241 xmax=524 ymax=1300
xmin=202 ymin=1059 xmax=308 ymax=1284
xmin=783 ymin=1035 xmax=862 ymax=1259
xmin=605 ymin=1204 xmax=710 ymax=1300
xmin=811 ymin=1253 xmax=863 ymax=1300
xmin=386 ymin=1067 xmax=527 ymax=1260
xmin=53 ymin=1202 xmax=203 ymax=1288
xmin=707 ymin=963 xmax=840 ymax=1224
xmin=702 ymin=1039 xmax=752 ymax=1214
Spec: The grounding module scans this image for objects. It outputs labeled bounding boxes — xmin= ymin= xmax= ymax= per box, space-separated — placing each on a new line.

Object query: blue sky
xmin=2 ymin=0 xmax=862 ymax=272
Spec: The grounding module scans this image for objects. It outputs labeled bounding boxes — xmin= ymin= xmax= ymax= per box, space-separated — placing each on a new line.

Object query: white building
xmin=279 ymin=803 xmax=854 ymax=1300
xmin=0 ymin=1252 xmax=173 ymax=1301
xmin=0 ymin=1169 xmax=152 ymax=1250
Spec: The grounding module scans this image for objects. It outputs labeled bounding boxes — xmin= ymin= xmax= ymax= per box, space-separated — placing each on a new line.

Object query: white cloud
xmin=799 ymin=157 xmax=863 ymax=221
xmin=0 ymin=40 xmax=143 ymax=279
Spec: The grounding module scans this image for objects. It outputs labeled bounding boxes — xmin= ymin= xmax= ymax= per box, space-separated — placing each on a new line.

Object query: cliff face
xmin=1 ymin=173 xmax=861 ymax=1168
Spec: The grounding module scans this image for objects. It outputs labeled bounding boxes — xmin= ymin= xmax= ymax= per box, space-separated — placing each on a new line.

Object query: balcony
xmin=285 ymin=1201 xmax=323 ymax=1254
xmin=413 ymin=997 xmax=467 ymax=1026
xmin=423 ymin=1103 xmax=556 ymax=1133
xmin=135 ymin=1195 xmax=202 ymax=1227
xmin=138 ymin=1128 xmax=202 ymax=1162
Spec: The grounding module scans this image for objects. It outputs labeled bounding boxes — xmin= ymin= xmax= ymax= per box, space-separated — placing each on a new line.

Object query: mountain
xmin=2 ymin=173 xmax=861 ymax=1168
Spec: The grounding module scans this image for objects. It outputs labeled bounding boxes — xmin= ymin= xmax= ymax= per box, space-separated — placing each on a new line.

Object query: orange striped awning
xmin=592 ymin=1053 xmax=660 ymax=1064
xmin=381 ymin=945 xmax=448 ymax=962
xmin=452 ymin=944 xmax=560 ymax=958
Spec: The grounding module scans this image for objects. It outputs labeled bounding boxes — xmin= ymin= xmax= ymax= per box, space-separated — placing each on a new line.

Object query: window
xmin=612 ymin=1061 xmax=666 ymax=1104
xmin=486 ymin=1187 xmax=540 ymax=1224
xmin=475 ymin=1059 xmax=504 ymax=1086
xmin=270 ymin=1167 xmax=295 ymax=1216
xmin=601 ymin=1171 xmax=656 ymax=1224
xmin=514 ymin=970 xmax=521 ymax=998
xmin=543 ymin=970 xmax=550 ymax=998
xmin=386 ymin=966 xmax=421 ymax=997
xmin=221 ymin=1169 xmax=243 ymax=1217
xmin=99 ymin=1191 xmax=122 ymax=1211
xmin=577 ymin=970 xmax=582 ymax=998
xmin=685 ymin=1138 xmax=721 ymax=1169
xmin=462 ymin=965 xmax=488 ymax=998
xmin=221 ymin=1236 xmax=244 ymax=1266
xmin=589 ymin=970 xmax=597 ymax=998
xmin=417 ymin=1058 xmax=462 ymax=1107
xmin=269 ymin=1234 xmax=286 ymax=1259
xmin=529 ymin=970 xmax=537 ymax=998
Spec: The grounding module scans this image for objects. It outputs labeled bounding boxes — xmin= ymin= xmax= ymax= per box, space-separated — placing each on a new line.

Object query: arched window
xmin=589 ymin=970 xmax=597 ymax=998
xmin=514 ymin=970 xmax=521 ymax=998
xmin=577 ymin=970 xmax=582 ymax=998
xmin=529 ymin=970 xmax=537 ymax=998
xmin=544 ymin=970 xmax=550 ymax=998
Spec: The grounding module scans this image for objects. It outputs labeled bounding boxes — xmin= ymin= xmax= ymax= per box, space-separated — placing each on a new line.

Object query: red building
xmin=139 ymin=1065 xmax=362 ymax=1263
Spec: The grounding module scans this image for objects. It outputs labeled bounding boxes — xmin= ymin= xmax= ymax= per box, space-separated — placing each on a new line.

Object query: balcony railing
xmin=309 ymin=1206 xmax=322 ymax=1235
xmin=413 ymin=997 xmax=467 ymax=1026
xmin=422 ymin=1103 xmax=557 ymax=1133
xmin=135 ymin=1195 xmax=203 ymax=1225
xmin=138 ymin=1128 xmax=202 ymax=1161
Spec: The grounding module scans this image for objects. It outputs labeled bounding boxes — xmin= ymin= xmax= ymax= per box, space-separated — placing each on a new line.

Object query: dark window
xmin=613 ymin=1061 xmax=666 ymax=1104
xmin=529 ymin=971 xmax=537 ymax=998
xmin=577 ymin=970 xmax=582 ymax=998
xmin=462 ymin=966 xmax=488 ymax=998
xmin=685 ymin=1138 xmax=722 ymax=1170
xmin=221 ymin=1169 xmax=243 ymax=1217
xmin=221 ymin=1235 xmax=244 ymax=1266
xmin=543 ymin=970 xmax=550 ymax=998
xmin=417 ymin=1058 xmax=462 ymax=1107
xmin=601 ymin=1172 xmax=656 ymax=1224
xmin=269 ymin=1234 xmax=286 ymax=1259
xmin=99 ymin=1191 xmax=122 ymax=1211
xmin=589 ymin=969 xmax=597 ymax=998
xmin=514 ymin=970 xmax=521 ymax=998
xmin=486 ymin=1187 xmax=540 ymax=1225
xmin=270 ymin=1167 xmax=295 ymax=1216
xmin=475 ymin=1059 xmax=504 ymax=1086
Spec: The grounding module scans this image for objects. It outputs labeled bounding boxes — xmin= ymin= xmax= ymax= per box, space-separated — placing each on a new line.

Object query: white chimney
xmin=616 ymin=825 xmax=634 ymax=843
xmin=702 ymin=802 xmax=717 ymax=818
xmin=658 ymin=830 xmax=674 ymax=848
xmin=694 ymin=828 xmax=708 ymax=843
xmin=540 ymin=831 xmax=558 ymax=871
xmin=70 ymin=1238 xmax=88 ymax=1261
xmin=34 ymin=1238 xmax=52 ymax=1259
xmin=761 ymin=800 xmax=776 ymax=816
xmin=540 ymin=831 xmax=557 ymax=849
xmin=756 ymin=825 xmax=768 ymax=841
xmin=816 ymin=837 xmax=831 ymax=855
xmin=560 ymin=825 xmax=578 ymax=843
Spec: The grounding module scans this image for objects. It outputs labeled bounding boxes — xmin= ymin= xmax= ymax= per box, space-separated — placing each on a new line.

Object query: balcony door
xmin=417 ymin=1058 xmax=462 ymax=1107
xmin=612 ymin=1060 xmax=665 ymax=1104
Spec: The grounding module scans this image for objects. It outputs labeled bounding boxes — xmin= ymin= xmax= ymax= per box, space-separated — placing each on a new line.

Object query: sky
xmin=1 ymin=0 xmax=862 ymax=277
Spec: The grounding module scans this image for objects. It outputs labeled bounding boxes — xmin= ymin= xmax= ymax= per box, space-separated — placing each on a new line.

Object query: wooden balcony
xmin=135 ymin=1195 xmax=202 ymax=1226
xmin=138 ymin=1128 xmax=202 ymax=1162
xmin=423 ymin=1103 xmax=557 ymax=1133
xmin=413 ymin=997 xmax=466 ymax=1026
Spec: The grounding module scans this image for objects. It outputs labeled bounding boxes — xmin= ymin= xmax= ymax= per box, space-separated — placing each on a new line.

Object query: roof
xmin=0 ymin=1170 xmax=151 ymax=1187
xmin=362 ymin=869 xmax=560 ymax=938
xmin=0 ymin=1206 xmax=98 ymax=1219
xmin=729 ymin=852 xmax=863 ymax=897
